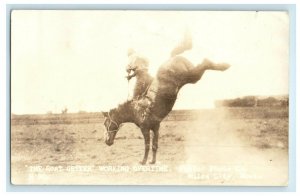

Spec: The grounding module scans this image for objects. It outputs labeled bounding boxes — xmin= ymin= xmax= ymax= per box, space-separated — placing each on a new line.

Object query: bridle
xmin=105 ymin=111 xmax=120 ymax=133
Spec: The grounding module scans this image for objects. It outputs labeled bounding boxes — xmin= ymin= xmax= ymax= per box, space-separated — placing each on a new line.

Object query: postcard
xmin=11 ymin=10 xmax=289 ymax=185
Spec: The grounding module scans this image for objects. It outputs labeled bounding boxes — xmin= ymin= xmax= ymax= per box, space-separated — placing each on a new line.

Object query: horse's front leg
xmin=140 ymin=128 xmax=150 ymax=165
xmin=149 ymin=125 xmax=160 ymax=164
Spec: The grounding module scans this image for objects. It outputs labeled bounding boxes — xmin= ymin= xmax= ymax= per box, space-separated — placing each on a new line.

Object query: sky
xmin=11 ymin=10 xmax=289 ymax=114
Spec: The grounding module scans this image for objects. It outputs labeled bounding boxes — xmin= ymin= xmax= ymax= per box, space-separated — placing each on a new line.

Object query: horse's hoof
xmin=149 ymin=160 xmax=156 ymax=164
xmin=139 ymin=161 xmax=146 ymax=165
xmin=219 ymin=63 xmax=231 ymax=71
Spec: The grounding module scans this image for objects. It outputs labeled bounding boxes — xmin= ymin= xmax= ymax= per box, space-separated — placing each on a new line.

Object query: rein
xmin=105 ymin=111 xmax=120 ymax=133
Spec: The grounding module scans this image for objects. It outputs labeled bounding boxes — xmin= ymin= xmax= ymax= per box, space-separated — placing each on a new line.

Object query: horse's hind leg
xmin=170 ymin=29 xmax=193 ymax=57
xmin=149 ymin=124 xmax=160 ymax=164
xmin=201 ymin=58 xmax=231 ymax=71
xmin=187 ymin=58 xmax=231 ymax=84
xmin=140 ymin=128 xmax=150 ymax=165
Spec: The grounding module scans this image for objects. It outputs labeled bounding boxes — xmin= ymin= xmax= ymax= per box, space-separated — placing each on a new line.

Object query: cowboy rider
xmin=126 ymin=48 xmax=153 ymax=100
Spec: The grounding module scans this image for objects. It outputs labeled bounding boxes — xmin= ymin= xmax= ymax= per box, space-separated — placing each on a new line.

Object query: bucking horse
xmin=102 ymin=49 xmax=230 ymax=165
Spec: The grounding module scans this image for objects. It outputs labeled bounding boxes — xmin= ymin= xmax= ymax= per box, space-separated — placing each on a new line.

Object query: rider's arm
xmin=127 ymin=71 xmax=136 ymax=80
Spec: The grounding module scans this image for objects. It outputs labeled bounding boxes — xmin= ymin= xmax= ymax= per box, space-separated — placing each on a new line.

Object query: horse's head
xmin=102 ymin=111 xmax=120 ymax=146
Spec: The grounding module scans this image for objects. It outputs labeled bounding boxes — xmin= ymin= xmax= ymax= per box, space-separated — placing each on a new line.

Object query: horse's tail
xmin=170 ymin=30 xmax=193 ymax=57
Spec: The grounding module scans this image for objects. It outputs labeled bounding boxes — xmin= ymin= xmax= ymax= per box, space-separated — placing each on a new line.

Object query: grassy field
xmin=11 ymin=107 xmax=288 ymax=185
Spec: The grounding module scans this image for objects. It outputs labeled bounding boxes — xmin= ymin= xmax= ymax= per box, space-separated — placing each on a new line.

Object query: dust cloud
xmin=181 ymin=108 xmax=288 ymax=185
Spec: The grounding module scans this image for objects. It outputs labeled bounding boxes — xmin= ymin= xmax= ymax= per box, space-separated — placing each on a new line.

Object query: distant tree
xmin=215 ymin=95 xmax=288 ymax=108
xmin=257 ymin=97 xmax=278 ymax=107
xmin=242 ymin=96 xmax=257 ymax=107
xmin=61 ymin=108 xmax=68 ymax=114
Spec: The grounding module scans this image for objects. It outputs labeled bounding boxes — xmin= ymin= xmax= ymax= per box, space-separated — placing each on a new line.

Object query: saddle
xmin=133 ymin=79 xmax=160 ymax=121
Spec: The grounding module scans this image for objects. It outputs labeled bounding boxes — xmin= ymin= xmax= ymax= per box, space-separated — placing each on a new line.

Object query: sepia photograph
xmin=10 ymin=10 xmax=289 ymax=185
